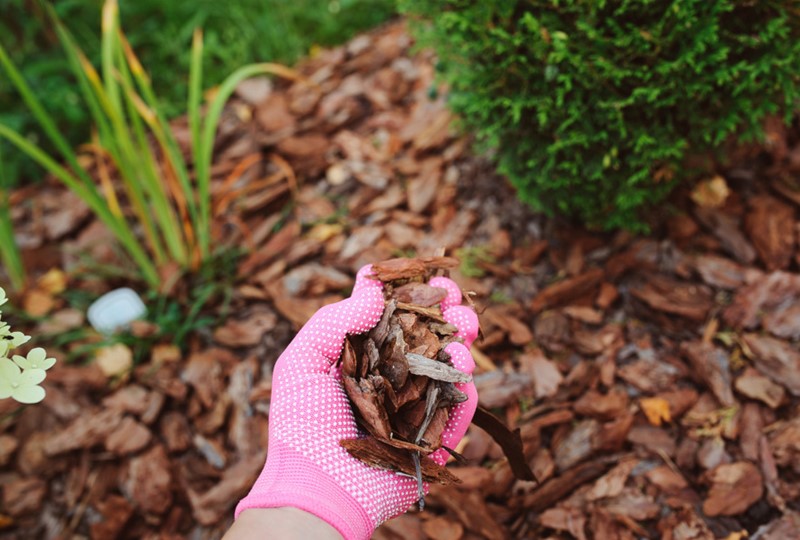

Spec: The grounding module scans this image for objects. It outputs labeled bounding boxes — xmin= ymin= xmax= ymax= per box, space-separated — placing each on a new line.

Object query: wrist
xmin=226 ymin=507 xmax=342 ymax=540
xmin=235 ymin=440 xmax=375 ymax=540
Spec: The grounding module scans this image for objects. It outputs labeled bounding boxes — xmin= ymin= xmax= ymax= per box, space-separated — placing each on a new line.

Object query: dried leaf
xmin=690 ymin=175 xmax=730 ymax=208
xmin=95 ymin=344 xmax=133 ymax=378
xmin=639 ymin=397 xmax=672 ymax=427
xmin=22 ymin=289 xmax=55 ymax=317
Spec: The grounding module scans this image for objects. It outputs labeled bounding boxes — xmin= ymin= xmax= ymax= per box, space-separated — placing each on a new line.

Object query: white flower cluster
xmin=0 ymin=287 xmax=55 ymax=404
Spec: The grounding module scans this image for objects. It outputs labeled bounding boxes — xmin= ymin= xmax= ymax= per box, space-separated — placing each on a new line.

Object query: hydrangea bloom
xmin=0 ymin=358 xmax=46 ymax=404
xmin=0 ymin=286 xmax=53 ymax=404
xmin=13 ymin=347 xmax=56 ymax=371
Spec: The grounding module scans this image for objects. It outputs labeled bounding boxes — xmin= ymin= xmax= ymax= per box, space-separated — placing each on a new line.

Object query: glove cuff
xmin=235 ymin=440 xmax=374 ymax=540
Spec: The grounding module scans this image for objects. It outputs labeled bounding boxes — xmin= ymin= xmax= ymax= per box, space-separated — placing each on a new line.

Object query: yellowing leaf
xmin=0 ymin=513 xmax=14 ymax=529
xmin=723 ymin=530 xmax=748 ymax=540
xmin=307 ymin=223 xmax=343 ymax=242
xmin=691 ymin=175 xmax=730 ymax=208
xmin=640 ymin=397 xmax=672 ymax=426
xmin=23 ymin=289 xmax=55 ymax=317
xmin=95 ymin=343 xmax=133 ymax=377
xmin=37 ymin=268 xmax=67 ymax=295
xmin=151 ymin=343 xmax=181 ymax=364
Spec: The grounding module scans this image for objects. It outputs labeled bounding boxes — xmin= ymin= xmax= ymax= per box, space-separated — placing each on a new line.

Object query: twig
xmin=412 ymin=451 xmax=424 ymax=510
xmin=415 ymin=384 xmax=440 ymax=444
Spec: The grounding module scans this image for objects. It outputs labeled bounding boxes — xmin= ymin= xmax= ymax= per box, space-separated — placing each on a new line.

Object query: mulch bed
xmin=2 ymin=20 xmax=800 ymax=540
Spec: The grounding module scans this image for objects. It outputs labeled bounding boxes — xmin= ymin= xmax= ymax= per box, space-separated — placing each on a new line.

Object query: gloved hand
xmin=235 ymin=266 xmax=478 ymax=540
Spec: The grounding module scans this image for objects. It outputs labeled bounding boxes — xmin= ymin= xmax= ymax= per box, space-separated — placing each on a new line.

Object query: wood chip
xmin=742 ymin=333 xmax=800 ymax=396
xmin=531 ymin=268 xmax=604 ymax=312
xmin=702 ymin=461 xmax=763 ymax=517
xmin=734 ymin=367 xmax=786 ymax=408
xmin=405 ymin=353 xmax=471 ymax=384
xmin=122 ymin=445 xmax=173 ymax=515
xmin=744 ymin=194 xmax=796 ymax=271
xmin=104 ymin=417 xmax=152 ymax=455
xmin=340 ymin=438 xmax=458 ymax=483
xmin=680 ymin=341 xmax=735 ymax=407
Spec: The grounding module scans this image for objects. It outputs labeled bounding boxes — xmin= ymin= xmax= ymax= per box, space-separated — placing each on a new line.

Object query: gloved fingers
xmin=430 ymin=342 xmax=478 ymax=466
xmin=428 ymin=277 xmax=479 ymax=348
xmin=428 ymin=276 xmax=463 ymax=310
xmin=287 ymin=267 xmax=385 ymax=371
xmin=352 ymin=264 xmax=383 ymax=294
xmin=442 ymin=305 xmax=479 ymax=349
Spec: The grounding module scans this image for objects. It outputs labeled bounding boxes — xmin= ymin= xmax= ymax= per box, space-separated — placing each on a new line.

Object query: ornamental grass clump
xmin=0 ymin=0 xmax=301 ymax=288
xmin=399 ymin=0 xmax=800 ymax=230
xmin=0 ymin=287 xmax=55 ymax=404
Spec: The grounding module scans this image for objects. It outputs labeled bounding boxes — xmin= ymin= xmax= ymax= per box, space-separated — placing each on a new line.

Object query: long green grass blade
xmin=0 ymin=125 xmax=159 ymax=286
xmin=0 ymin=148 xmax=25 ymax=291
xmin=188 ymin=28 xmax=203 ymax=180
xmin=101 ymin=0 xmax=123 ymax=116
xmin=196 ymin=63 xmax=304 ymax=255
xmin=186 ymin=28 xmax=205 ymax=263
xmin=123 ymin=35 xmax=201 ymax=252
xmin=0 ymin=42 xmax=90 ymax=189
xmin=113 ymin=32 xmax=187 ymax=264
xmin=123 ymin=40 xmax=197 ymax=222
xmin=0 ymin=198 xmax=24 ymax=291
xmin=44 ymin=5 xmax=168 ymax=267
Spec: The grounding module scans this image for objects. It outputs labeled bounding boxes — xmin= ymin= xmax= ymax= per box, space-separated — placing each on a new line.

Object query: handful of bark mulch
xmin=339 ymin=257 xmax=534 ymax=507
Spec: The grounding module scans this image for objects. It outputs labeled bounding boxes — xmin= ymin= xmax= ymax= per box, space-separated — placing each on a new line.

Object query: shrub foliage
xmin=399 ymin=0 xmax=800 ymax=229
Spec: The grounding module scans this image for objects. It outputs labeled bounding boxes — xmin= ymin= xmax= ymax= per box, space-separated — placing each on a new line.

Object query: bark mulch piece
xmin=2 ymin=20 xmax=800 ymax=540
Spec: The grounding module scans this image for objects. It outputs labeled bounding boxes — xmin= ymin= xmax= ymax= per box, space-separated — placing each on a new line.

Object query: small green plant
xmin=0 ymin=0 xmax=301 ymax=288
xmin=456 ymin=245 xmax=495 ymax=278
xmin=400 ymin=1 xmax=800 ymax=230
xmin=0 ymin=287 xmax=55 ymax=403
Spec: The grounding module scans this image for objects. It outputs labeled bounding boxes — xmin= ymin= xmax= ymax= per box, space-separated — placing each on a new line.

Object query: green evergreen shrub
xmin=399 ymin=0 xmax=800 ymax=230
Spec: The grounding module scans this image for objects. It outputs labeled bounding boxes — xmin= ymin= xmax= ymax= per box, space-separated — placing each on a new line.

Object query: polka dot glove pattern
xmin=235 ymin=266 xmax=479 ymax=540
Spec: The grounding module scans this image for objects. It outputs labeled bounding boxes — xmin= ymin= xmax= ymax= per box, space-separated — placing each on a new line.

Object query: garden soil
xmin=2 ymin=20 xmax=800 ymax=540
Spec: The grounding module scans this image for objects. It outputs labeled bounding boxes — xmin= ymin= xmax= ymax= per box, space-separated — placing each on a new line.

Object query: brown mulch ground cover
xmin=2 ymin=20 xmax=800 ymax=539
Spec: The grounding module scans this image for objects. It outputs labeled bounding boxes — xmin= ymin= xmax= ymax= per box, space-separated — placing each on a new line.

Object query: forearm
xmin=224 ymin=508 xmax=343 ymax=540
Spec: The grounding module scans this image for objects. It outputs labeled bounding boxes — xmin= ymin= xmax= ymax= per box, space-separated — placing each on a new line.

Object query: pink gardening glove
xmin=235 ymin=266 xmax=479 ymax=540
